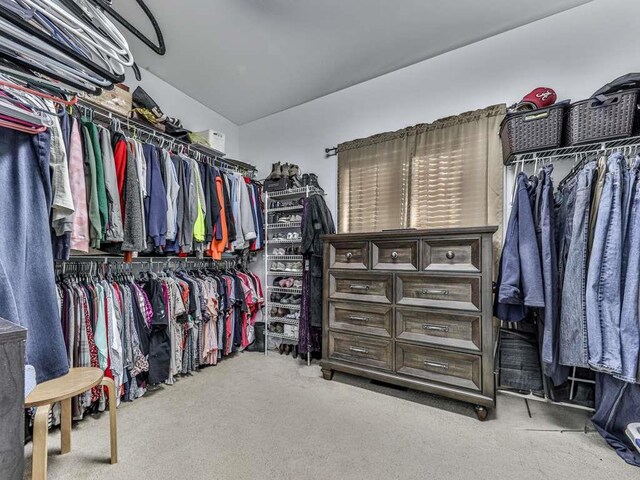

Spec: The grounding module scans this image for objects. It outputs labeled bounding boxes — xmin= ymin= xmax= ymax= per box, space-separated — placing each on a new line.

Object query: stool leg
xmin=32 ymin=405 xmax=51 ymax=480
xmin=60 ymin=398 xmax=72 ymax=454
xmin=101 ymin=377 xmax=118 ymax=464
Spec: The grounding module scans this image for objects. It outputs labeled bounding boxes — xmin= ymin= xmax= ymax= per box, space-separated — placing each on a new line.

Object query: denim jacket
xmin=495 ymin=172 xmax=545 ymax=321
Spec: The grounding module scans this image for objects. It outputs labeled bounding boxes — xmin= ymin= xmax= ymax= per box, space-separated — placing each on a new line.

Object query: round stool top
xmin=25 ymin=367 xmax=104 ymax=407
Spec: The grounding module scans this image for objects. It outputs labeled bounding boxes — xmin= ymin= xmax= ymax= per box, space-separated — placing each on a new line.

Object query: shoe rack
xmin=264 ymin=186 xmax=323 ymax=364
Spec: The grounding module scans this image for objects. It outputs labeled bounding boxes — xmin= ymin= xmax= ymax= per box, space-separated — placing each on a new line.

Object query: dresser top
xmin=321 ymin=225 xmax=498 ymax=242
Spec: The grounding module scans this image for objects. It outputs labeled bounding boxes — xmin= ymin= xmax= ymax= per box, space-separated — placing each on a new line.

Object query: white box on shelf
xmin=190 ymin=129 xmax=225 ymax=154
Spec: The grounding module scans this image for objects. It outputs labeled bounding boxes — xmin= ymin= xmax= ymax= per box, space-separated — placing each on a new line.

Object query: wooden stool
xmin=25 ymin=367 xmax=118 ymax=480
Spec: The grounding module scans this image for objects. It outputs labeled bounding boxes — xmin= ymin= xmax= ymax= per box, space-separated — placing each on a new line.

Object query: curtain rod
xmin=77 ymin=100 xmax=258 ymax=174
xmin=325 ymin=147 xmax=338 ymax=157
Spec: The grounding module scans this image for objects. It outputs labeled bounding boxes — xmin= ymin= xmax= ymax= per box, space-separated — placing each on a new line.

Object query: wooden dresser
xmin=320 ymin=226 xmax=497 ymax=420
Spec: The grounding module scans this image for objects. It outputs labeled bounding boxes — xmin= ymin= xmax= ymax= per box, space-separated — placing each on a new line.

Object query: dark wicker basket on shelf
xmin=565 ymin=89 xmax=640 ymax=145
xmin=500 ymin=104 xmax=566 ymax=164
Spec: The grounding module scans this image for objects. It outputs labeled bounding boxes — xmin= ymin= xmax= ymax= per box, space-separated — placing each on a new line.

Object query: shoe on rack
xmin=289 ymin=214 xmax=302 ymax=222
xmin=293 ymin=279 xmax=302 ymax=288
xmin=266 ymin=162 xmax=282 ymax=181
xmin=280 ymin=295 xmax=291 ymax=304
xmin=272 ymin=232 xmax=285 ymax=240
xmin=275 ymin=322 xmax=285 ymax=333
xmin=285 ymin=311 xmax=300 ymax=319
xmin=278 ymin=216 xmax=291 ymax=223
xmin=273 ymin=276 xmax=284 ymax=286
xmin=270 ymin=292 xmax=282 ymax=303
xmin=289 ymin=295 xmax=301 ymax=305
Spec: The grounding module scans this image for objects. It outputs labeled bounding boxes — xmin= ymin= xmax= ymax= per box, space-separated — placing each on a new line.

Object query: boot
xmin=289 ymin=164 xmax=303 ymax=188
xmin=292 ymin=345 xmax=299 ymax=359
xmin=308 ymin=173 xmax=323 ymax=191
xmin=266 ymin=162 xmax=282 ymax=181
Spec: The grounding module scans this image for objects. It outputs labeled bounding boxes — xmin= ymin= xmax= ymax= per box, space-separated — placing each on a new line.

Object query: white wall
xmin=239 ymin=0 xmax=640 ymax=222
xmin=124 ymin=67 xmax=240 ymax=158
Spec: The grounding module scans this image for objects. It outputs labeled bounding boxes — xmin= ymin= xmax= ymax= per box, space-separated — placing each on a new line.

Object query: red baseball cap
xmin=516 ymin=87 xmax=557 ymax=110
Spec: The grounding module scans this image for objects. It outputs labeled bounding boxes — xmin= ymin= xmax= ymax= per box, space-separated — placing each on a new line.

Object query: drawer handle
xmin=345 ymin=252 xmax=353 ymax=260
xmin=424 ymin=361 xmax=449 ymax=369
xmin=348 ymin=315 xmax=370 ymax=322
xmin=421 ymin=288 xmax=449 ymax=296
xmin=445 ymin=250 xmax=455 ymax=260
xmin=391 ymin=251 xmax=398 ymax=260
xmin=349 ymin=346 xmax=370 ymax=354
xmin=349 ymin=284 xmax=370 ymax=291
xmin=422 ymin=324 xmax=450 ymax=333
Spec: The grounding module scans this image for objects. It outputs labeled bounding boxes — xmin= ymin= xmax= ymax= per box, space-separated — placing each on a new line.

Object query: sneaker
xmin=293 ymin=279 xmax=302 ymax=288
xmin=289 ymin=295 xmax=301 ymax=305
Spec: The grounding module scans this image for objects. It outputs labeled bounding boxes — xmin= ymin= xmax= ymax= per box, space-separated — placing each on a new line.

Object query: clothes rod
xmin=76 ymin=100 xmax=258 ymax=174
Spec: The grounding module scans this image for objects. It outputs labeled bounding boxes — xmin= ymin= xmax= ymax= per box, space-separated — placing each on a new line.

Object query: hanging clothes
xmin=0 ymin=127 xmax=68 ymax=383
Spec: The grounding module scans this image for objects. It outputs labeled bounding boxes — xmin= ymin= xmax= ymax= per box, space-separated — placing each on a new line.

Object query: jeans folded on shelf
xmin=498 ymin=327 xmax=544 ymax=392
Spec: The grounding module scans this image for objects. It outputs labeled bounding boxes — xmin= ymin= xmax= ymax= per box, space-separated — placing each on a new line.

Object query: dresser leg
xmin=474 ymin=405 xmax=488 ymax=421
xmin=321 ymin=368 xmax=334 ymax=381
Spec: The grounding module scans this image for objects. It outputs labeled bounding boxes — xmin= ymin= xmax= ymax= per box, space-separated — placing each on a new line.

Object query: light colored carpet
xmin=24 ymin=352 xmax=637 ymax=479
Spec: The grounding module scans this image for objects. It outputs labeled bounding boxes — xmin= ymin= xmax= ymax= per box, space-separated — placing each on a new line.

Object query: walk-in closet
xmin=1 ymin=1 xmax=640 ymax=479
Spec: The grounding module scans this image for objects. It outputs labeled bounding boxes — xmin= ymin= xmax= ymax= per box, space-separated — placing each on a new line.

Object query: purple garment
xmin=143 ymin=144 xmax=168 ymax=248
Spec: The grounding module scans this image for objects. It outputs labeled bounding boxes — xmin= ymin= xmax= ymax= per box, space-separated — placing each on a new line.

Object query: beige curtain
xmin=408 ymin=105 xmax=505 ymax=243
xmin=338 ymin=131 xmax=410 ymax=233
xmin=337 ymin=104 xmax=505 ymax=240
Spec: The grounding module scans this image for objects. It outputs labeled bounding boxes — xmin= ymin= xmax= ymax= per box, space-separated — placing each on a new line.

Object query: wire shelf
xmin=505 ymin=135 xmax=640 ymax=166
xmin=266 ymin=255 xmax=303 ymax=261
xmin=267 ymin=270 xmax=303 ymax=276
xmin=267 ymin=316 xmax=300 ymax=325
xmin=266 ymin=331 xmax=299 ymax=341
xmin=268 ymin=286 xmax=303 ymax=294
xmin=268 ymin=205 xmax=304 ymax=213
xmin=267 ymin=186 xmax=323 ymax=198
xmin=267 ymin=222 xmax=302 ymax=229
xmin=268 ymin=302 xmax=301 ymax=310
xmin=267 ymin=238 xmax=302 ymax=244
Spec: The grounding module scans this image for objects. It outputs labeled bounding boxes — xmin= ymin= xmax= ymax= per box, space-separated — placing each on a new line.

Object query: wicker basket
xmin=565 ymin=89 xmax=640 ymax=145
xmin=500 ymin=104 xmax=566 ymax=164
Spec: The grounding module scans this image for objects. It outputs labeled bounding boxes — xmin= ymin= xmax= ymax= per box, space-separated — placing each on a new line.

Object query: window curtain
xmin=337 ymin=131 xmax=410 ymax=232
xmin=337 ymin=104 xmax=505 ymax=244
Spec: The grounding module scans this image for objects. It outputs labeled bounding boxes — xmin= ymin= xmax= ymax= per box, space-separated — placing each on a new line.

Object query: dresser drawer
xmin=329 ymin=301 xmax=392 ymax=337
xmin=396 ymin=308 xmax=481 ymax=351
xmin=396 ymin=274 xmax=480 ymax=311
xmin=396 ymin=343 xmax=482 ymax=391
xmin=329 ymin=331 xmax=393 ymax=371
xmin=423 ymin=237 xmax=481 ymax=272
xmin=329 ymin=271 xmax=392 ymax=304
xmin=329 ymin=241 xmax=369 ymax=269
xmin=372 ymin=240 xmax=418 ymax=271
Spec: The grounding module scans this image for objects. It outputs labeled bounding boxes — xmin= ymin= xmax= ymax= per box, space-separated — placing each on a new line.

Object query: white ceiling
xmin=112 ymin=0 xmax=591 ymax=125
